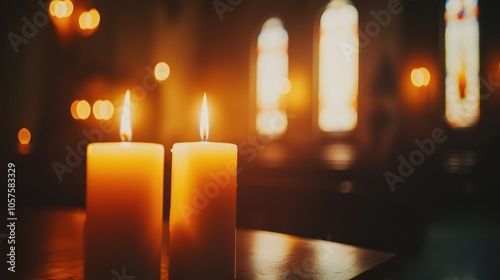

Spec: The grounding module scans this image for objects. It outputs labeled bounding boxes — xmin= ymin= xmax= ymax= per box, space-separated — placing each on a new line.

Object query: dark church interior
xmin=2 ymin=0 xmax=500 ymax=279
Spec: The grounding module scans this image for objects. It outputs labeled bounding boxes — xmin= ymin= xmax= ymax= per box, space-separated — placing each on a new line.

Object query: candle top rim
xmin=172 ymin=141 xmax=237 ymax=146
xmin=88 ymin=142 xmax=164 ymax=149
xmin=171 ymin=142 xmax=237 ymax=154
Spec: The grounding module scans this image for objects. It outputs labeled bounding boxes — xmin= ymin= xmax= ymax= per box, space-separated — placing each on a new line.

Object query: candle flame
xmin=120 ymin=90 xmax=132 ymax=142
xmin=200 ymin=93 xmax=209 ymax=141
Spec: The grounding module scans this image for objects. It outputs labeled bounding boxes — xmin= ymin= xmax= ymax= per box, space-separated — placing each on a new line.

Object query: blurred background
xmin=2 ymin=0 xmax=500 ymax=278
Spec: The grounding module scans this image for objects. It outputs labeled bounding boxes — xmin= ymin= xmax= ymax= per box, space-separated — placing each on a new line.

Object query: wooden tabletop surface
xmin=7 ymin=209 xmax=396 ymax=279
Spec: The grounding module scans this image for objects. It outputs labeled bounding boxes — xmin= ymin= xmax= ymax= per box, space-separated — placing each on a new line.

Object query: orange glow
xmin=400 ymin=57 xmax=439 ymax=119
xmin=120 ymin=91 xmax=132 ymax=142
xmin=200 ymin=93 xmax=209 ymax=141
xmin=36 ymin=210 xmax=85 ymax=277
xmin=18 ymin=143 xmax=31 ymax=155
xmin=18 ymin=128 xmax=32 ymax=154
xmin=79 ymin=9 xmax=100 ymax=34
xmin=76 ymin=100 xmax=91 ymax=120
xmin=49 ymin=0 xmax=74 ymax=19
xmin=48 ymin=0 xmax=73 ymax=41
xmin=71 ymin=100 xmax=80 ymax=119
xmin=154 ymin=62 xmax=171 ymax=81
xmin=287 ymin=72 xmax=309 ymax=112
xmin=18 ymin=128 xmax=31 ymax=144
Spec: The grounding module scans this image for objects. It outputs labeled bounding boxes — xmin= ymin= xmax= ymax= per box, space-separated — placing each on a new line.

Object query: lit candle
xmin=85 ymin=91 xmax=164 ymax=279
xmin=169 ymin=93 xmax=237 ymax=280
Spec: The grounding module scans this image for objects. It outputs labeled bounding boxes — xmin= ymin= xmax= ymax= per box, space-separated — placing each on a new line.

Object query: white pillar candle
xmin=169 ymin=94 xmax=237 ymax=280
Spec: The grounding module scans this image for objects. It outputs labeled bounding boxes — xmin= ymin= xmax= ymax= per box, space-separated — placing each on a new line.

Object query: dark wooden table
xmin=8 ymin=209 xmax=395 ymax=279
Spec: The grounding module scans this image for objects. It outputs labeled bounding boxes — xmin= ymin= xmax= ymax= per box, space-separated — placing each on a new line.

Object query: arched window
xmin=319 ymin=0 xmax=359 ymax=132
xmin=445 ymin=0 xmax=480 ymax=128
xmin=256 ymin=17 xmax=290 ymax=137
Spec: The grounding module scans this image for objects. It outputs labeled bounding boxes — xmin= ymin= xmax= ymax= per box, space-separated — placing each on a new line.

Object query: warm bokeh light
xmin=49 ymin=0 xmax=74 ymax=19
xmin=18 ymin=128 xmax=32 ymax=154
xmin=154 ymin=62 xmax=171 ymax=81
xmin=445 ymin=0 xmax=479 ymax=128
xmin=87 ymin=9 xmax=100 ymax=29
xmin=319 ymin=106 xmax=357 ymax=133
xmin=321 ymin=143 xmax=357 ymax=170
xmin=101 ymin=100 xmax=114 ymax=120
xmin=256 ymin=17 xmax=289 ymax=137
xmin=92 ymin=100 xmax=103 ymax=119
xmin=79 ymin=9 xmax=100 ymax=33
xmin=92 ymin=100 xmax=114 ymax=120
xmin=420 ymin=67 xmax=431 ymax=86
xmin=48 ymin=0 xmax=73 ymax=40
xmin=76 ymin=100 xmax=91 ymax=120
xmin=200 ymin=93 xmax=209 ymax=141
xmin=411 ymin=68 xmax=423 ymax=87
xmin=411 ymin=67 xmax=431 ymax=88
xmin=256 ymin=111 xmax=287 ymax=136
xmin=71 ymin=100 xmax=80 ymax=119
xmin=120 ymin=91 xmax=132 ymax=142
xmin=287 ymin=71 xmax=309 ymax=112
xmin=276 ymin=77 xmax=292 ymax=94
xmin=18 ymin=128 xmax=31 ymax=144
xmin=319 ymin=0 xmax=359 ymax=132
xmin=79 ymin=12 xmax=88 ymax=28
xmin=49 ymin=1 xmax=58 ymax=16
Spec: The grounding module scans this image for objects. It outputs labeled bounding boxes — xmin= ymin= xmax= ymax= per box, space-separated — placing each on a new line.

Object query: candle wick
xmin=121 ymin=133 xmax=132 ymax=142
xmin=201 ymin=129 xmax=207 ymax=142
